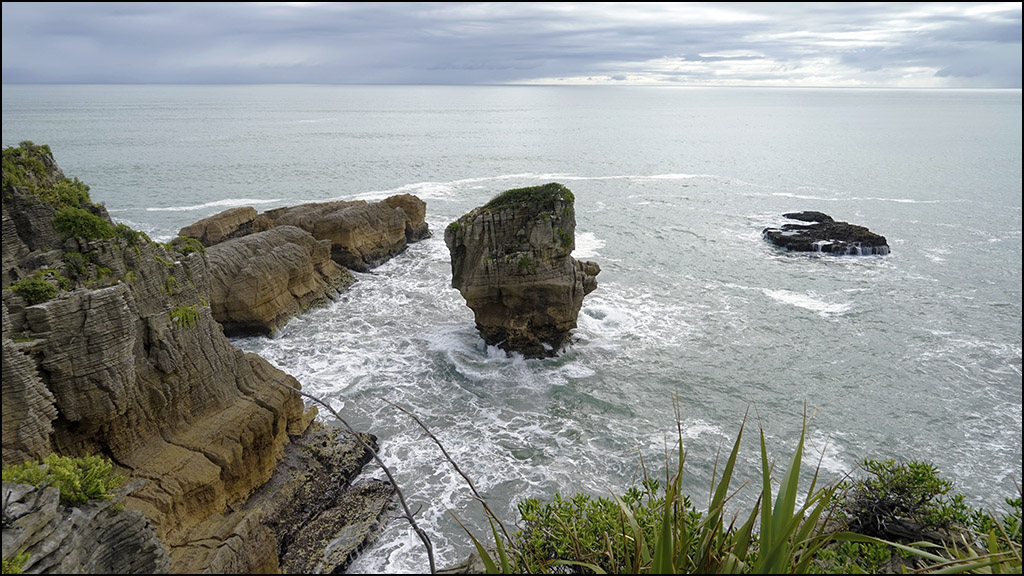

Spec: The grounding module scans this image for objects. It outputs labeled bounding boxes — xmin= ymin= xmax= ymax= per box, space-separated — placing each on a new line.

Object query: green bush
xmin=2 ymin=454 xmax=123 ymax=504
xmin=115 ymin=222 xmax=151 ymax=247
xmin=169 ymin=305 xmax=200 ymax=329
xmin=484 ymin=182 xmax=575 ymax=212
xmin=63 ymin=250 xmax=90 ymax=277
xmin=8 ymin=277 xmax=58 ymax=305
xmin=172 ymin=236 xmax=206 ymax=255
xmin=2 ymin=142 xmax=91 ymax=208
xmin=840 ymin=459 xmax=970 ymax=538
xmin=53 ymin=206 xmax=116 ymax=241
xmin=1 ymin=552 xmax=30 ymax=575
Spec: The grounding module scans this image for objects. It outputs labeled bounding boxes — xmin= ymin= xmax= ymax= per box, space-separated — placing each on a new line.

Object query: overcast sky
xmin=2 ymin=2 xmax=1021 ymax=88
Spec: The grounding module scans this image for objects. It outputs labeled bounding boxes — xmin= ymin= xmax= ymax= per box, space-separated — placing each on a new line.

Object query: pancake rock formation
xmin=762 ymin=211 xmax=890 ymax=255
xmin=2 ymin=142 xmax=393 ymax=573
xmin=180 ymin=195 xmax=429 ymax=335
xmin=445 ymin=183 xmax=600 ymax=358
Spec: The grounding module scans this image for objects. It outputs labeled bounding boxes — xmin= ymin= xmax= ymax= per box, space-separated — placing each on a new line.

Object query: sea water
xmin=3 ymin=84 xmax=1021 ymax=572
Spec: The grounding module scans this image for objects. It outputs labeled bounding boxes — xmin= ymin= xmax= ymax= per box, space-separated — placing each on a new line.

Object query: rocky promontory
xmin=179 ymin=194 xmax=429 ymax=335
xmin=2 ymin=142 xmax=393 ymax=573
xmin=762 ymin=211 xmax=890 ymax=255
xmin=445 ymin=183 xmax=600 ymax=358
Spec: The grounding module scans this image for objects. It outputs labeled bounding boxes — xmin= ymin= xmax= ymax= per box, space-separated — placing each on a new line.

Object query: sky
xmin=2 ymin=2 xmax=1021 ymax=88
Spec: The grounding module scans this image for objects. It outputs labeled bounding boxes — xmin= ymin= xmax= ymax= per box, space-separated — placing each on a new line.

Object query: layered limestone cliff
xmin=179 ymin=194 xmax=429 ymax=335
xmin=445 ymin=183 xmax=600 ymax=358
xmin=2 ymin=143 xmax=393 ymax=573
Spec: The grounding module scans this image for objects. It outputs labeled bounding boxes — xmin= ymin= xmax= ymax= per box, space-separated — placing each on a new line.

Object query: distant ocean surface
xmin=3 ymin=84 xmax=1021 ymax=572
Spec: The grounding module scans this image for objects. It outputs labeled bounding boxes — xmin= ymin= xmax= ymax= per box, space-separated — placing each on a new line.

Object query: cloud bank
xmin=2 ymin=2 xmax=1020 ymax=87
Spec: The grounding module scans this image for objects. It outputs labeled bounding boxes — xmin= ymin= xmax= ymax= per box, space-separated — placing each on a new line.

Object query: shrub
xmin=53 ymin=206 xmax=116 ymax=241
xmin=172 ymin=236 xmax=206 ymax=255
xmin=2 ymin=454 xmax=122 ymax=504
xmin=63 ymin=251 xmax=90 ymax=277
xmin=115 ymin=222 xmax=151 ymax=247
xmin=8 ymin=277 xmax=58 ymax=305
xmin=2 ymin=552 xmax=30 ymax=574
xmin=840 ymin=459 xmax=971 ymax=538
xmin=169 ymin=305 xmax=200 ymax=329
xmin=483 ymin=182 xmax=574 ymax=212
xmin=2 ymin=142 xmax=91 ymax=208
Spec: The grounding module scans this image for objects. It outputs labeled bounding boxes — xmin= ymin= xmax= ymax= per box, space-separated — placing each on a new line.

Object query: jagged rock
xmin=445 ymin=183 xmax=600 ymax=358
xmin=2 ymin=143 xmax=392 ymax=574
xmin=2 ymin=482 xmax=171 ymax=574
xmin=177 ymin=206 xmax=273 ymax=247
xmin=205 ymin=225 xmax=354 ymax=336
xmin=762 ymin=211 xmax=890 ymax=255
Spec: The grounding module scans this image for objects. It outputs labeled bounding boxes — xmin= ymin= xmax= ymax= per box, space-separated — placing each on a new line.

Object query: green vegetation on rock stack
xmin=2 ymin=454 xmax=123 ymax=504
xmin=2 ymin=141 xmax=91 ymax=208
xmin=482 ymin=182 xmax=574 ymax=211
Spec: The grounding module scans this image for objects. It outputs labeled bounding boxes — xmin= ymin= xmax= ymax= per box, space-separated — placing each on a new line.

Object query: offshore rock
xmin=762 ymin=211 xmax=890 ymax=255
xmin=205 ymin=225 xmax=354 ymax=336
xmin=445 ymin=183 xmax=600 ymax=358
xmin=2 ymin=143 xmax=391 ymax=573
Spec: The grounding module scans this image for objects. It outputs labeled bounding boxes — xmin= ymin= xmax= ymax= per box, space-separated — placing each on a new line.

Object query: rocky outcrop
xmin=263 ymin=195 xmax=429 ymax=272
xmin=2 ymin=482 xmax=170 ymax=574
xmin=205 ymin=226 xmax=354 ymax=336
xmin=177 ymin=206 xmax=273 ymax=247
xmin=2 ymin=143 xmax=393 ymax=573
xmin=763 ymin=212 xmax=890 ymax=255
xmin=445 ymin=183 xmax=600 ymax=358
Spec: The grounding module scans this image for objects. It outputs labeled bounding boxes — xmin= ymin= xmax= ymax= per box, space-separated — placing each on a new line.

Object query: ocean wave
xmin=146 ymin=198 xmax=282 ymax=212
xmin=572 ymin=231 xmax=605 ymax=259
xmin=762 ymin=289 xmax=851 ymax=317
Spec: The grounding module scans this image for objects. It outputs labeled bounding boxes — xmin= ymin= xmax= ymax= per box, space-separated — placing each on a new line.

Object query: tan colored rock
xmin=264 ymin=200 xmax=405 ymax=272
xmin=205 ymin=225 xmax=354 ymax=336
xmin=445 ymin=183 xmax=600 ymax=358
xmin=384 ymin=193 xmax=431 ymax=242
xmin=177 ymin=206 xmax=273 ymax=247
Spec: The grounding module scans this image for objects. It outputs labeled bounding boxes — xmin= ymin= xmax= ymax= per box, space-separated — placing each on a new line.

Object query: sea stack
xmin=445 ymin=183 xmax=600 ymax=358
xmin=762 ymin=211 xmax=890 ymax=255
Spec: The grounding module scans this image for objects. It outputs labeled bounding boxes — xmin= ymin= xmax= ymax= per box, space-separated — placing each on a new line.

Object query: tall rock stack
xmin=445 ymin=183 xmax=600 ymax=358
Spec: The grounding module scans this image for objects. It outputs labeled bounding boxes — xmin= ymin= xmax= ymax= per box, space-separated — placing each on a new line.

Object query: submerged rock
xmin=445 ymin=183 xmax=600 ymax=358
xmin=762 ymin=211 xmax=890 ymax=255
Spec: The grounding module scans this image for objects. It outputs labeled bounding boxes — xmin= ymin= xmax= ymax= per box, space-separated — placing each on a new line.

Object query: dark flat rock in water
xmin=763 ymin=211 xmax=889 ymax=255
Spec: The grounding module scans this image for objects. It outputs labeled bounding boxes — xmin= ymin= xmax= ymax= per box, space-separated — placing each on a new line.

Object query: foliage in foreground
xmin=1 ymin=553 xmax=29 ymax=575
xmin=2 ymin=454 xmax=123 ymax=504
xmin=458 ymin=412 xmax=1022 ymax=574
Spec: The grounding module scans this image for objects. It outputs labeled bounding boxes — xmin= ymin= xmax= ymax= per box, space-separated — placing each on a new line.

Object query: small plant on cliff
xmin=2 ymin=454 xmax=122 ymax=504
xmin=53 ymin=206 xmax=116 ymax=241
xmin=115 ymin=222 xmax=151 ymax=247
xmin=172 ymin=235 xmax=206 ymax=255
xmin=63 ymin=250 xmax=90 ymax=277
xmin=1 ymin=552 xmax=30 ymax=575
xmin=8 ymin=277 xmax=58 ymax=305
xmin=169 ymin=305 xmax=200 ymax=329
xmin=483 ymin=182 xmax=574 ymax=212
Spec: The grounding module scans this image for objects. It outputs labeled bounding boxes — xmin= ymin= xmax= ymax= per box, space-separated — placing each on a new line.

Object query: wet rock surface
xmin=763 ymin=211 xmax=890 ymax=255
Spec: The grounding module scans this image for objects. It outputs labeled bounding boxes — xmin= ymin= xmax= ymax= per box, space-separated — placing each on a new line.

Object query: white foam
xmin=762 ymin=289 xmax=851 ymax=317
xmin=296 ymin=117 xmax=337 ymax=123
xmin=572 ymin=231 xmax=605 ymax=259
xmin=147 ymin=198 xmax=281 ymax=212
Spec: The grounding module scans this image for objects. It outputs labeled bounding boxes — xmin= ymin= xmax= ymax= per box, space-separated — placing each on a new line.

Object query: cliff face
xmin=1 ymin=143 xmax=392 ymax=573
xmin=444 ymin=183 xmax=600 ymax=358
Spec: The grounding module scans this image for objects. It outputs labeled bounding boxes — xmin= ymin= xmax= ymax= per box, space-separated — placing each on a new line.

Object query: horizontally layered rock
xmin=2 ymin=143 xmax=393 ymax=573
xmin=763 ymin=211 xmax=890 ymax=255
xmin=205 ymin=225 xmax=354 ymax=336
xmin=445 ymin=183 xmax=600 ymax=358
xmin=177 ymin=206 xmax=273 ymax=246
xmin=2 ymin=482 xmax=170 ymax=574
xmin=263 ymin=195 xmax=429 ymax=272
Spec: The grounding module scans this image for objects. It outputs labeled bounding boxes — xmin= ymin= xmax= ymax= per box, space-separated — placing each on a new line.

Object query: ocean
xmin=3 ymin=84 xmax=1021 ymax=572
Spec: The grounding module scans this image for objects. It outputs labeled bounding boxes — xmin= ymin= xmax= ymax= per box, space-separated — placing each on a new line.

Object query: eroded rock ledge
xmin=762 ymin=211 xmax=890 ymax=255
xmin=2 ymin=143 xmax=393 ymax=573
xmin=180 ymin=194 xmax=430 ymax=335
xmin=445 ymin=183 xmax=600 ymax=358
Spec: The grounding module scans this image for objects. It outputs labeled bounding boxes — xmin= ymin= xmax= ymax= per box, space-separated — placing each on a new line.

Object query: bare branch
xmin=272 ymin=379 xmax=436 ymax=575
